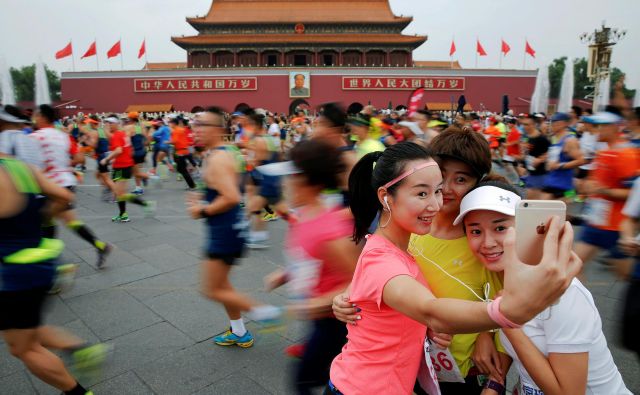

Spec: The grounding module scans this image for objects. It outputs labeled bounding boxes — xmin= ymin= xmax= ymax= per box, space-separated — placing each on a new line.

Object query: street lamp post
xmin=580 ymin=22 xmax=626 ymax=111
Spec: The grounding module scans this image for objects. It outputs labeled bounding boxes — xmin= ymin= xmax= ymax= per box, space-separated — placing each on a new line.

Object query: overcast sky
xmin=1 ymin=0 xmax=638 ymax=88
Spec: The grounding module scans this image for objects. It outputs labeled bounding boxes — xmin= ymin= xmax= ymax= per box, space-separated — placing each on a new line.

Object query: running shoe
xmin=247 ymin=306 xmax=285 ymax=332
xmin=112 ymin=213 xmax=130 ymax=223
xmin=213 ymin=329 xmax=254 ymax=348
xmin=177 ymin=174 xmax=183 ymax=181
xmin=262 ymin=212 xmax=278 ymax=222
xmin=49 ymin=263 xmax=78 ymax=294
xmin=96 ymin=243 xmax=112 ymax=269
xmin=285 ymin=343 xmax=306 ymax=358
xmin=73 ymin=343 xmax=113 ymax=372
xmin=132 ymin=187 xmax=144 ymax=195
xmin=144 ymin=201 xmax=157 ymax=218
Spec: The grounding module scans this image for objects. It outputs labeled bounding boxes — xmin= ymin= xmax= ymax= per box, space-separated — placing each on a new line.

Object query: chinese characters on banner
xmin=342 ymin=77 xmax=465 ymax=91
xmin=134 ymin=78 xmax=257 ymax=92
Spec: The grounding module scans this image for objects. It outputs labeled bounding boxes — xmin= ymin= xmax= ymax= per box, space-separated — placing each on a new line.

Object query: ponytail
xmin=349 ymin=151 xmax=383 ymax=243
xmin=348 ymin=142 xmax=435 ymax=244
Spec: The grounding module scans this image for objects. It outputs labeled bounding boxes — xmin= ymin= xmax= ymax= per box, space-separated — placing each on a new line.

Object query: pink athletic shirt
xmin=285 ymin=207 xmax=354 ymax=300
xmin=330 ymin=234 xmax=428 ymax=394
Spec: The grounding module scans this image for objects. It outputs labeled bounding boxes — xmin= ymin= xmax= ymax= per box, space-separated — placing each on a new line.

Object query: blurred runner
xmin=30 ymin=105 xmax=111 ymax=268
xmin=0 ymin=154 xmax=107 ymax=395
xmin=574 ymin=111 xmax=640 ymax=274
xmin=261 ymin=140 xmax=360 ymax=394
xmin=187 ymin=107 xmax=281 ymax=348
xmin=100 ymin=116 xmax=155 ymax=223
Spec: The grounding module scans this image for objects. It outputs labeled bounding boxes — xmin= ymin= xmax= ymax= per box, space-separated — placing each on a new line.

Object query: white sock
xmin=250 ymin=230 xmax=269 ymax=241
xmin=230 ymin=318 xmax=246 ymax=336
xmin=247 ymin=305 xmax=281 ymax=321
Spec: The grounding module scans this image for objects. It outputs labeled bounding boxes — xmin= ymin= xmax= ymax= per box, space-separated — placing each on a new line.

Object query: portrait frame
xmin=289 ymin=71 xmax=311 ymax=98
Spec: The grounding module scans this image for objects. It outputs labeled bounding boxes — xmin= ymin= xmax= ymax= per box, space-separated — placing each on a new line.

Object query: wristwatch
xmin=484 ymin=379 xmax=506 ymax=394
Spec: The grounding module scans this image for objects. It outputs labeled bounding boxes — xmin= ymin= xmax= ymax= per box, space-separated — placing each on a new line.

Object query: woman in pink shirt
xmin=327 ymin=142 xmax=582 ymax=395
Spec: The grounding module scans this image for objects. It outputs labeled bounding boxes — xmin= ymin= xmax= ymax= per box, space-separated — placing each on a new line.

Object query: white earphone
xmin=384 ymin=195 xmax=390 ymax=211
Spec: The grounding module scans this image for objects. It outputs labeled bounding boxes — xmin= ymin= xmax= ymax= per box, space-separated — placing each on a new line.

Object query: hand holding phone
xmin=515 ymin=200 xmax=567 ymax=265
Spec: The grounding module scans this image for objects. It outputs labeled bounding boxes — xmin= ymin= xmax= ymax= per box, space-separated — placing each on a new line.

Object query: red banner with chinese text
xmin=342 ymin=77 xmax=465 ymax=91
xmin=134 ymin=78 xmax=258 ymax=92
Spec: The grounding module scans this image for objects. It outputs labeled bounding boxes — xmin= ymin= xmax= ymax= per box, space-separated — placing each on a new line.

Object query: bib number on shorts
xmin=428 ymin=345 xmax=465 ymax=383
xmin=584 ymin=198 xmax=612 ymax=228
xmin=417 ymin=339 xmax=441 ymax=395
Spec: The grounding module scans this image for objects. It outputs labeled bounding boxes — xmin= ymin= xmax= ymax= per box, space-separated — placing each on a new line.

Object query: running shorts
xmin=0 ymin=287 xmax=50 ymax=330
xmin=112 ymin=167 xmax=133 ymax=181
xmin=134 ymin=153 xmax=146 ymax=165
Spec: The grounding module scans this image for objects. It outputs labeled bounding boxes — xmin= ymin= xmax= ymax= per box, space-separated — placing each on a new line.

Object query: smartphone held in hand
xmin=515 ymin=200 xmax=567 ymax=265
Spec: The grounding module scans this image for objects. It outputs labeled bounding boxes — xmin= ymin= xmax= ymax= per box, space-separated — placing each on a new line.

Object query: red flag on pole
xmin=138 ymin=40 xmax=146 ymax=59
xmin=525 ymin=40 xmax=536 ymax=58
xmin=476 ymin=39 xmax=487 ymax=56
xmin=501 ymin=39 xmax=511 ymax=55
xmin=107 ymin=40 xmax=121 ymax=59
xmin=55 ymin=42 xmax=73 ymax=59
xmin=81 ymin=41 xmax=97 ymax=59
xmin=449 ymin=40 xmax=456 ymax=57
xmin=408 ymin=88 xmax=425 ymax=118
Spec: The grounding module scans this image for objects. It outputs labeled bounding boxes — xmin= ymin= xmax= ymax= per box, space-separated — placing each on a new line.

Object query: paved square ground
xmin=1 ymin=171 xmax=638 ymax=394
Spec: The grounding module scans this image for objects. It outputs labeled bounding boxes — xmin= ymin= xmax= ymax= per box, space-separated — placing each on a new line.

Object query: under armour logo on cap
xmin=499 ymin=196 xmax=510 ymax=203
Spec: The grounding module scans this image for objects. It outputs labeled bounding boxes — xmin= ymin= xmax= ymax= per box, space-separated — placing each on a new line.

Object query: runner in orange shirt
xmin=170 ymin=117 xmax=195 ymax=190
xmin=575 ymin=111 xmax=640 ymax=274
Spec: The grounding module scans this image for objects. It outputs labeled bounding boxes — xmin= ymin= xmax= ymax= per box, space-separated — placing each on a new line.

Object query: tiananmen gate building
xmin=60 ymin=0 xmax=537 ymax=115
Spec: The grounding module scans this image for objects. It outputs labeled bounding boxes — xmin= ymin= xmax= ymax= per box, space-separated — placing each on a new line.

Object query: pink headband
xmin=383 ymin=160 xmax=439 ymax=189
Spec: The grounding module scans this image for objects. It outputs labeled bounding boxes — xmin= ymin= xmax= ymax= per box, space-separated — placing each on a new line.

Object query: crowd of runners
xmin=0 ymin=91 xmax=639 ymax=394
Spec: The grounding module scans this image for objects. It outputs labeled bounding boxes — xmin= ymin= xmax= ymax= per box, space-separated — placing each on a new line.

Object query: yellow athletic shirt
xmin=409 ymin=233 xmax=505 ymax=378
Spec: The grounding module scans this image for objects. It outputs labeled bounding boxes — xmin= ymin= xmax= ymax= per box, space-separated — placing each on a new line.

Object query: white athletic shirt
xmin=30 ymin=127 xmax=76 ymax=187
xmin=0 ymin=129 xmax=44 ymax=168
xmin=500 ymin=279 xmax=631 ymax=395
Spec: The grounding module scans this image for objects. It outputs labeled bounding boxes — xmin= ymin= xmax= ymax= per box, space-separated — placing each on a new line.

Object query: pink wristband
xmin=487 ymin=296 xmax=523 ymax=329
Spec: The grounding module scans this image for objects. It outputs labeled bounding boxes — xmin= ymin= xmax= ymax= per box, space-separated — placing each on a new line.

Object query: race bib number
xmin=546 ymin=145 xmax=562 ymax=168
xmin=284 ymin=247 xmax=321 ymax=300
xmin=417 ymin=339 xmax=441 ymax=395
xmin=525 ymin=155 xmax=536 ymax=171
xmin=429 ymin=345 xmax=465 ymax=383
xmin=520 ymin=381 xmax=544 ymax=395
xmin=584 ymin=198 xmax=612 ymax=228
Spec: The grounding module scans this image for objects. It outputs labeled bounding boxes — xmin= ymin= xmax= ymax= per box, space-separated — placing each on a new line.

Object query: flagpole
xmin=475 ymin=37 xmax=478 ymax=69
xmin=71 ymin=39 xmax=76 ymax=71
xmin=523 ymin=38 xmax=527 ymax=70
xmin=144 ymin=37 xmax=149 ymax=65
xmin=450 ymin=35 xmax=454 ymax=69
xmin=120 ymin=37 xmax=124 ymax=70
xmin=95 ymin=38 xmax=100 ymax=71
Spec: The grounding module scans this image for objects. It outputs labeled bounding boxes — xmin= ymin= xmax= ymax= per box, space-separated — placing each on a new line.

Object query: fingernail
xmin=351 ymin=303 xmax=357 ymax=307
xmin=356 ymin=315 xmax=361 ymax=320
xmin=356 ymin=308 xmax=362 ymax=312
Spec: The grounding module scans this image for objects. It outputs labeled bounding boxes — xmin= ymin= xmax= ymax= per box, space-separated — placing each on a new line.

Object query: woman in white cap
xmin=455 ymin=179 xmax=631 ymax=395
